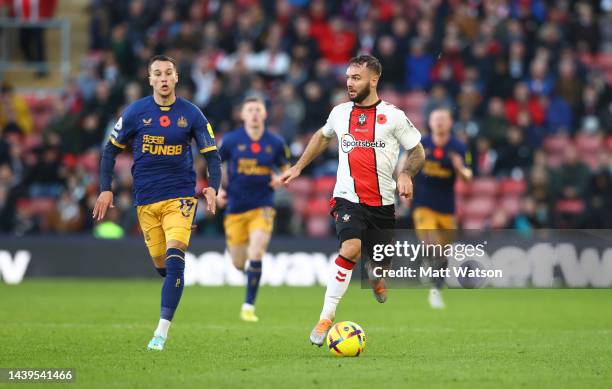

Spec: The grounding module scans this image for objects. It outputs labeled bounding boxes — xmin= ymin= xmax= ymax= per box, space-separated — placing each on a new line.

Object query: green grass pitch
xmin=1 ymin=280 xmax=610 ymax=388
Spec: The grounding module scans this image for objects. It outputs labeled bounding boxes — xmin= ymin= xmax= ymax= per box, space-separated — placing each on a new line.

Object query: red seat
xmin=499 ymin=178 xmax=526 ymax=196
xmin=291 ymin=195 xmax=309 ymax=216
xmin=29 ymin=198 xmax=56 ymax=215
xmin=499 ymin=196 xmax=522 ymax=217
xmin=575 ymin=133 xmax=602 ymax=155
xmin=454 ymin=179 xmax=470 ymax=198
xmin=463 ymin=196 xmax=496 ymax=219
xmin=606 ymin=136 xmax=612 ymax=152
xmin=596 ymin=52 xmax=612 ymax=69
xmin=555 ymin=199 xmax=585 ymax=214
xmin=405 ymin=109 xmax=424 ymax=130
xmin=402 ymin=92 xmax=427 ymax=111
xmin=306 ymin=197 xmax=331 ymax=217
xmin=114 ymin=154 xmax=133 ymax=172
xmin=455 ymin=198 xmax=466 ymax=219
xmin=379 ymin=90 xmax=402 ymax=108
xmin=470 ymin=177 xmax=498 ymax=197
xmin=462 ymin=217 xmax=487 ymax=230
xmin=306 ymin=216 xmax=331 ymax=237
xmin=313 ymin=176 xmax=336 ymax=196
xmin=79 ymin=150 xmax=100 ymax=173
xmin=578 ymin=52 xmax=595 ymax=68
xmin=286 ymin=177 xmax=312 ymax=197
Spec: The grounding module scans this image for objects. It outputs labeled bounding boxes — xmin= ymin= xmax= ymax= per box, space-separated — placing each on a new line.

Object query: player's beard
xmin=349 ymin=84 xmax=371 ymax=104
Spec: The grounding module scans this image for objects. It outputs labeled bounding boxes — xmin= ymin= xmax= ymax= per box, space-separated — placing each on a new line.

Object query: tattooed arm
xmin=397 ymin=143 xmax=425 ymax=199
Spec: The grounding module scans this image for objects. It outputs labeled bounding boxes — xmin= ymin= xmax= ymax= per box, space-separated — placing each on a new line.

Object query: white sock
xmin=242 ymin=303 xmax=255 ymax=311
xmin=154 ymin=319 xmax=171 ymax=339
xmin=320 ymin=256 xmax=355 ymax=320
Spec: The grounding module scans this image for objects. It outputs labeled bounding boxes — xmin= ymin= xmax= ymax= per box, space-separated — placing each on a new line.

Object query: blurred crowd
xmin=0 ymin=0 xmax=611 ymax=238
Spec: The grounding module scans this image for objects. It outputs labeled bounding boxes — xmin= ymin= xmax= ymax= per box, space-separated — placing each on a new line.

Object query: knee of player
xmin=340 ymin=240 xmax=361 ymax=261
xmin=247 ymin=247 xmax=266 ymax=261
xmin=232 ymin=258 xmax=246 ymax=271
xmin=167 ymin=239 xmax=188 ymax=252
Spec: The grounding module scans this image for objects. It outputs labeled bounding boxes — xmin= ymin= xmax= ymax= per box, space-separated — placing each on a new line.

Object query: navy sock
xmin=432 ymin=257 xmax=448 ymax=290
xmin=160 ymin=248 xmax=185 ymax=321
xmin=155 ymin=267 xmax=166 ymax=277
xmin=245 ymin=260 xmax=262 ymax=306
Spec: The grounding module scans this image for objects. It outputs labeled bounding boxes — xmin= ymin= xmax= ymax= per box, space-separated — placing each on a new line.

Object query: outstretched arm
xmin=450 ymin=152 xmax=473 ymax=182
xmin=397 ymin=143 xmax=425 ymax=199
xmin=202 ymin=149 xmax=221 ymax=215
xmin=93 ymin=142 xmax=123 ymax=221
xmin=280 ymin=129 xmax=332 ymax=184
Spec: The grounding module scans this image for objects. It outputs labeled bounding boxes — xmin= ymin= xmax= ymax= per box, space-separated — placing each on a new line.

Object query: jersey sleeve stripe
xmin=206 ymin=123 xmax=215 ymax=139
xmin=200 ymin=145 xmax=217 ymax=153
xmin=109 ymin=136 xmax=126 ymax=149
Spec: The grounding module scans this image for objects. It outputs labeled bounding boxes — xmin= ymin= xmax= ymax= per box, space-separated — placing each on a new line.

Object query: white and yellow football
xmin=326 ymin=321 xmax=366 ymax=357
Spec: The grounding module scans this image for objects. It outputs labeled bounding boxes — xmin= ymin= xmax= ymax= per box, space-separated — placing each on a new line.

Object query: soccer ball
xmin=326 ymin=321 xmax=366 ymax=357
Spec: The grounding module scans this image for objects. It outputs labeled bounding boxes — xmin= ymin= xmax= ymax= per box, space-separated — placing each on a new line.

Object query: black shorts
xmin=330 ymin=197 xmax=395 ymax=244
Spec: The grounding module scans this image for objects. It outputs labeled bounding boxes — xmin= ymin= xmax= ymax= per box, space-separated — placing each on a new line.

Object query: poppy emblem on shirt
xmin=159 ymin=115 xmax=171 ymax=127
xmin=377 ymin=114 xmax=387 ymax=124
xmin=433 ymin=147 xmax=444 ymax=159
xmin=251 ymin=142 xmax=261 ymax=153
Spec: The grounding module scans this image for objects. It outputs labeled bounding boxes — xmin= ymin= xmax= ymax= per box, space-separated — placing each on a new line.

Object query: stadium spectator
xmin=494 ymin=126 xmax=533 ymax=177
xmin=2 ymin=0 xmax=611 ymax=236
xmin=373 ymin=35 xmax=404 ymax=90
xmin=479 ymin=97 xmax=509 ymax=148
xmin=0 ymin=82 xmax=33 ymax=135
xmin=405 ymin=38 xmax=434 ymax=91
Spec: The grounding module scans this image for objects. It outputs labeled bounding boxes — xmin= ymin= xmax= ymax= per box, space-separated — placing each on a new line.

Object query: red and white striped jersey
xmin=321 ymin=100 xmax=421 ymax=206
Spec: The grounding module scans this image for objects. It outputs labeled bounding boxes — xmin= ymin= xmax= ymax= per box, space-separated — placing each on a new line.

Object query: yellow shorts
xmin=412 ymin=207 xmax=457 ymax=246
xmin=136 ymin=197 xmax=197 ymax=258
xmin=224 ymin=207 xmax=275 ymax=246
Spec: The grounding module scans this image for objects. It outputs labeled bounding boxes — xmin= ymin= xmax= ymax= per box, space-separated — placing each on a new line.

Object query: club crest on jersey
xmin=265 ymin=145 xmax=272 ymax=154
xmin=177 ymin=116 xmax=188 ymax=128
xmin=342 ymin=214 xmax=351 ymax=222
xmin=358 ymin=113 xmax=367 ymax=125
xmin=238 ymin=144 xmax=246 ymax=151
xmin=341 ymin=133 xmax=386 ymax=153
xmin=142 ymin=118 xmax=152 ymax=126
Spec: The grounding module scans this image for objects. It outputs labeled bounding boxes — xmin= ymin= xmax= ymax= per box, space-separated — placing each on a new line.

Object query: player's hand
xmin=449 ymin=152 xmax=464 ymax=170
xmin=216 ymin=188 xmax=227 ymax=208
xmin=92 ymin=191 xmax=114 ymax=221
xmin=280 ymin=165 xmax=301 ymax=186
xmin=397 ymin=173 xmax=413 ymax=199
xmin=450 ymin=152 xmax=473 ymax=180
xmin=202 ymin=187 xmax=217 ymax=215
xmin=269 ymin=172 xmax=284 ymax=190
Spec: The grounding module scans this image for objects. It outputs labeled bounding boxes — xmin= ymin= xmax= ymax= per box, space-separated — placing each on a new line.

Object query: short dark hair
xmin=242 ymin=96 xmax=266 ymax=107
xmin=147 ymin=55 xmax=177 ymax=72
xmin=348 ymin=55 xmax=382 ymax=76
